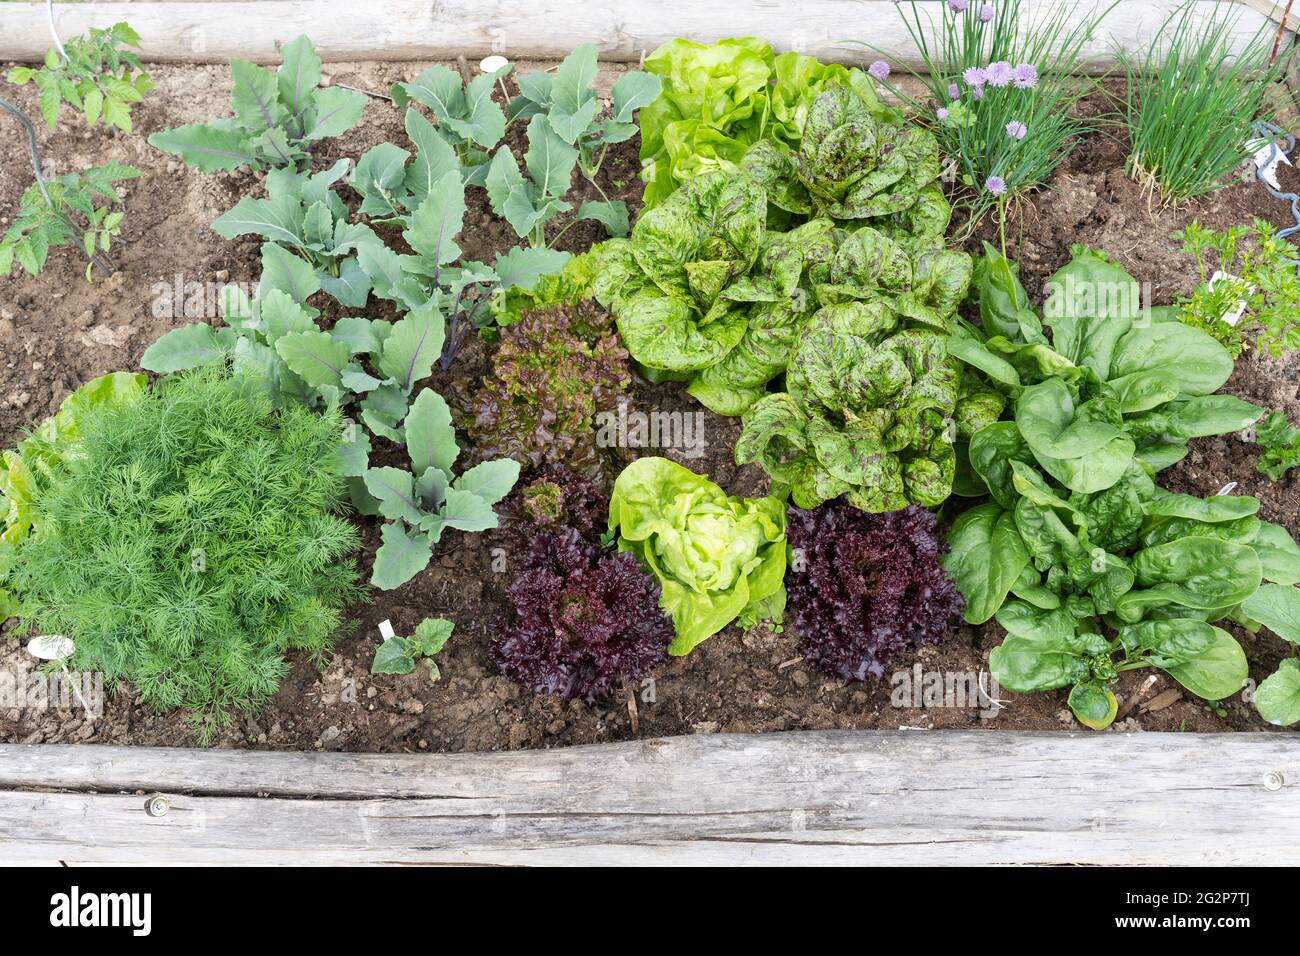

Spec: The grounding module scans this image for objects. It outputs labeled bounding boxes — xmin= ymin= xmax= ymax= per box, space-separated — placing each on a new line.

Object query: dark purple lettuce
xmin=469 ymin=301 xmax=630 ymax=478
xmin=492 ymin=529 xmax=672 ymax=701
xmin=787 ymin=502 xmax=965 ymax=681
xmin=511 ymin=465 xmax=609 ymax=544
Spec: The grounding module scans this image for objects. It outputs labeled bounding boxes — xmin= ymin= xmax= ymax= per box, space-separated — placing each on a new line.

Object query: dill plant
xmin=867 ymin=0 xmax=1114 ymax=218
xmin=14 ymin=369 xmax=363 ymax=740
xmin=1118 ymin=2 xmax=1291 ymax=203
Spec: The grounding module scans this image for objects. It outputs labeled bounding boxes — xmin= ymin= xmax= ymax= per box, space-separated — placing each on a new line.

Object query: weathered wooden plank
xmin=0 ymin=732 xmax=1296 ymax=864
xmin=0 ymin=1 xmax=1282 ymax=68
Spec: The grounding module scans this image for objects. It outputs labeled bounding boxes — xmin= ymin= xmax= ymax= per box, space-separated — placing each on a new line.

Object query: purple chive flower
xmin=868 ymin=60 xmax=891 ymax=81
xmin=948 ymin=0 xmax=970 ymax=11
xmin=936 ymin=107 xmax=950 ymax=121
xmin=979 ymin=3 xmax=994 ymax=21
xmin=985 ymin=175 xmax=1007 ymax=196
xmin=971 ymin=85 xmax=985 ymax=101
xmin=962 ymin=66 xmax=987 ymax=87
xmin=985 ymin=61 xmax=1013 ymax=87
xmin=1006 ymin=120 xmax=1027 ymax=140
xmin=1012 ymin=63 xmax=1039 ymax=89
xmin=948 ymin=82 xmax=960 ymax=99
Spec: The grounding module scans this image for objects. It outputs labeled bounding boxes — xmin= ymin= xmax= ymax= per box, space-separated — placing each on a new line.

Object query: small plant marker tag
xmin=25 ymin=636 xmax=95 ymax=718
xmin=1207 ymin=270 xmax=1252 ymax=327
xmin=378 ymin=619 xmax=396 ymax=641
xmin=26 ymin=634 xmax=74 ymax=660
xmin=1250 ymin=138 xmax=1292 ymax=192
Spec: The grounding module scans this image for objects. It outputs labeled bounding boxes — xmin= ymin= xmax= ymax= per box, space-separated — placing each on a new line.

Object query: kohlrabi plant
xmin=1173 ymin=219 xmax=1300 ymax=359
xmin=391 ymin=62 xmax=508 ymax=185
xmin=141 ymin=249 xmax=521 ymax=591
xmin=6 ymin=20 xmax=153 ymax=131
xmin=487 ymin=103 xmax=644 ymax=246
xmin=149 ymin=35 xmax=365 ymax=172
xmin=363 ymin=387 xmax=519 ymax=590
xmin=372 ymin=618 xmax=455 ymax=679
xmin=212 ymin=159 xmax=381 ymax=307
xmin=0 ymin=160 xmax=140 ymax=279
xmin=351 ymin=161 xmax=570 ymax=366
xmin=506 ymin=45 xmax=662 ymax=236
xmin=607 ymin=456 xmax=787 ymax=655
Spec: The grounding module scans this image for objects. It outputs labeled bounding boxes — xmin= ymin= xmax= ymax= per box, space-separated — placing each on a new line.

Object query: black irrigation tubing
xmin=0 ymin=92 xmax=116 ymax=277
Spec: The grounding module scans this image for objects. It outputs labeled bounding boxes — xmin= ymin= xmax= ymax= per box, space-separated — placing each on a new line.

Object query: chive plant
xmin=865 ymin=0 xmax=1117 ymax=220
xmin=1117 ymin=1 xmax=1292 ymax=204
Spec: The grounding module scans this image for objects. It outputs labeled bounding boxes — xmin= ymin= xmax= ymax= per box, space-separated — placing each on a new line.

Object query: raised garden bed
xmin=1 ymin=0 xmax=1299 ymax=865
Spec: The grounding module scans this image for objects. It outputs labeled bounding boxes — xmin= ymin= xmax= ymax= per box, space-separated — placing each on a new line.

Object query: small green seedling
xmin=0 ymin=161 xmax=141 ymax=279
xmin=1253 ymin=410 xmax=1300 ymax=481
xmin=7 ymin=21 xmax=153 ymax=132
xmin=371 ymin=617 xmax=454 ymax=679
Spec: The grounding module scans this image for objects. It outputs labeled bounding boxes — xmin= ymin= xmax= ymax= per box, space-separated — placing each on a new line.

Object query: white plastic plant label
xmin=1206 ymin=270 xmax=1252 ymax=327
xmin=27 ymin=635 xmax=75 ymax=660
xmin=479 ymin=55 xmax=509 ymax=73
xmin=378 ymin=619 xmax=396 ymax=641
xmin=1249 ymin=137 xmax=1292 ymax=191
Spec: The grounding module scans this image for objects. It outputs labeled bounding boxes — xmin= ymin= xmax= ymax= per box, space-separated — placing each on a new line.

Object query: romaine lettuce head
xmin=743 ymin=81 xmax=946 ymax=236
xmin=736 ymin=298 xmax=1002 ymax=513
xmin=594 ymin=172 xmax=972 ymax=419
xmin=608 ymin=456 xmax=787 ymax=655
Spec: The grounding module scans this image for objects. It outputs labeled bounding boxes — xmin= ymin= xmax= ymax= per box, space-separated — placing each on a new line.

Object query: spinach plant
xmin=1241 ymin=584 xmax=1300 ymax=726
xmin=212 ymin=158 xmax=381 ymax=307
xmin=372 ymin=618 xmax=454 ymax=678
xmin=149 ymin=35 xmax=364 ymax=172
xmin=942 ymin=243 xmax=1300 ymax=729
xmin=6 ymin=21 xmax=153 ymax=131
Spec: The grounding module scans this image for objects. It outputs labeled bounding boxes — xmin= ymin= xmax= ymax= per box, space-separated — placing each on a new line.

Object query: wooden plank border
xmin=1 ymin=732 xmax=1297 ymax=864
xmin=0 ymin=0 xmax=1284 ymax=67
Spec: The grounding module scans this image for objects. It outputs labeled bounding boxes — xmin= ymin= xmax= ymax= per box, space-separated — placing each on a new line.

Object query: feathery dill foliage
xmin=16 ymin=370 xmax=363 ymax=740
xmin=871 ymin=0 xmax=1112 ymax=217
xmin=1119 ymin=2 xmax=1291 ymax=203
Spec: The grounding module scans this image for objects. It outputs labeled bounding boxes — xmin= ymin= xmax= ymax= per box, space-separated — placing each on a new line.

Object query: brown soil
xmin=1 ymin=69 xmax=1296 ymax=751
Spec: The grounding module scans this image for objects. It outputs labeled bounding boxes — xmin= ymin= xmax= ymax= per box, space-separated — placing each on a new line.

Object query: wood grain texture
xmin=1 ymin=732 xmax=1296 ymax=864
xmin=0 ymin=1 xmax=1283 ymax=67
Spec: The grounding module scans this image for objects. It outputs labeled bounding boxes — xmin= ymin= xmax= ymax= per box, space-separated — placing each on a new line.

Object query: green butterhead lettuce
xmin=0 ymin=371 xmax=148 ymax=618
xmin=608 ymin=456 xmax=787 ymax=655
